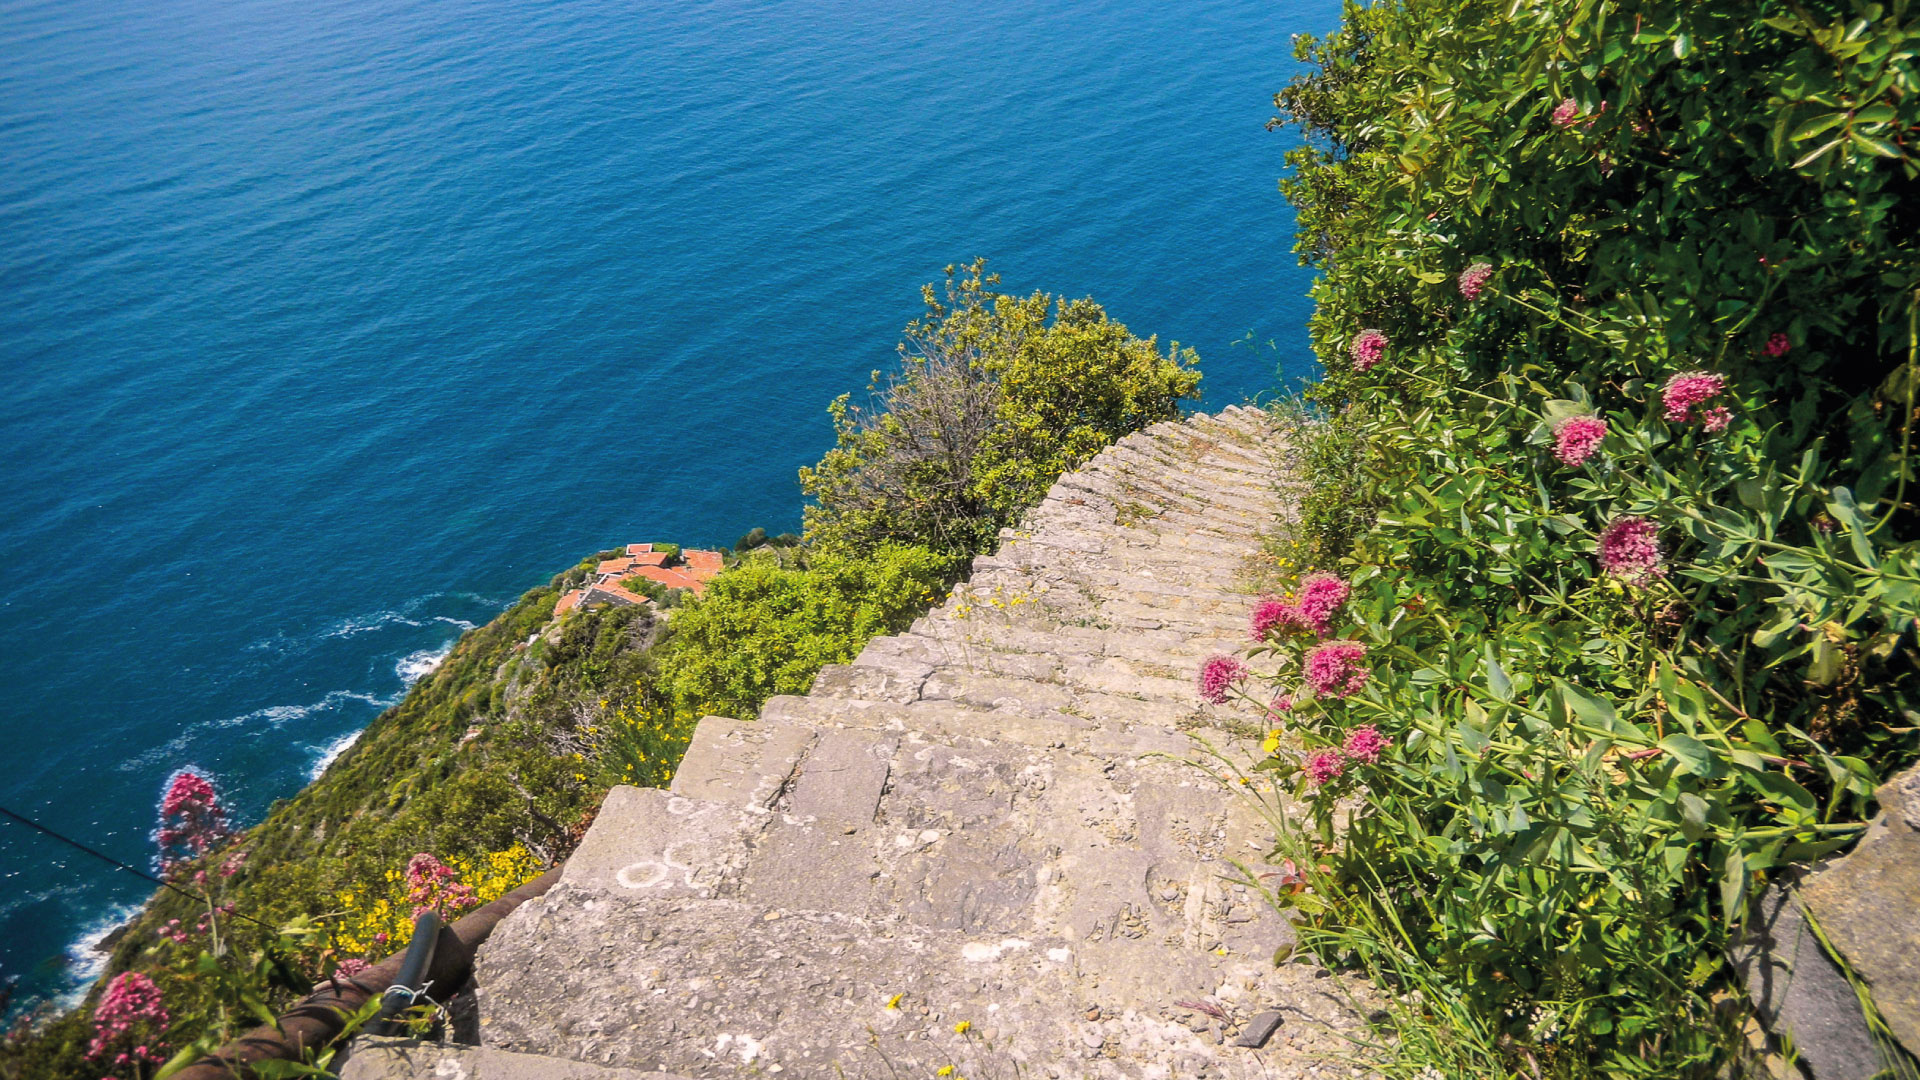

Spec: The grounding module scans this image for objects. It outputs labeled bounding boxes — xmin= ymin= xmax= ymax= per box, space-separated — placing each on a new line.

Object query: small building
xmin=553 ymin=542 xmax=727 ymax=619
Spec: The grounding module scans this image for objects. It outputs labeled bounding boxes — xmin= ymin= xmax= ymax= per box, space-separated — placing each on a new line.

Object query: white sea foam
xmin=59 ymin=902 xmax=142 ymax=1006
xmin=308 ymin=729 xmax=363 ymax=780
xmin=395 ymin=642 xmax=454 ymax=685
xmin=116 ymin=690 xmax=389 ymax=772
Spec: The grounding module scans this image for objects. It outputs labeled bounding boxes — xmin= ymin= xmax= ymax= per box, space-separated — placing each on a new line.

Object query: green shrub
xmin=1254 ymin=0 xmax=1920 ymax=1075
xmin=799 ymin=259 xmax=1201 ymax=559
xmin=657 ymin=543 xmax=952 ymax=719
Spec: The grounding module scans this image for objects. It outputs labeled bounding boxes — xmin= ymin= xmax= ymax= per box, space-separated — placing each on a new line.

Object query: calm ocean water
xmin=0 ymin=0 xmax=1335 ymax=1007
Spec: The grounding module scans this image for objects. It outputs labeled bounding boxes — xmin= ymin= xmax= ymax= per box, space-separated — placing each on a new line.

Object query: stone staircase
xmin=347 ymin=406 xmax=1365 ymax=1080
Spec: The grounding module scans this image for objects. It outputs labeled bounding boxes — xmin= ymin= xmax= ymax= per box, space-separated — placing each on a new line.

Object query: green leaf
xmin=1828 ymin=487 xmax=1880 ymax=567
xmin=1788 ymin=111 xmax=1849 ymax=142
xmin=1720 ymin=844 xmax=1752 ymax=925
xmin=1484 ymin=644 xmax=1512 ymax=701
xmin=1793 ymin=136 xmax=1845 ymax=168
xmin=1741 ymin=770 xmax=1818 ymax=817
xmin=1660 ymin=734 xmax=1724 ymax=780
xmin=1678 ymin=792 xmax=1711 ymax=840
xmin=1556 ymin=680 xmax=1618 ymax=731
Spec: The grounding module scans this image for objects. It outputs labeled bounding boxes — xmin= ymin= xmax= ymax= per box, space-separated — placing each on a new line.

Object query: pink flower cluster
xmin=1250 ymin=575 xmax=1351 ymax=640
xmin=156 ymin=918 xmax=192 ymax=945
xmin=1301 ymin=724 xmax=1391 ymax=786
xmin=1299 ymin=725 xmax=1391 ymax=787
xmin=1553 ymin=415 xmax=1606 ymax=467
xmin=1197 ymin=654 xmax=1249 ymax=705
xmin=1458 ymin=262 xmax=1493 ymax=300
xmin=87 ymin=972 xmax=169 ymax=1065
xmin=1598 ymin=516 xmax=1664 ymax=582
xmin=1304 ymin=750 xmax=1345 ymax=786
xmin=1551 ymin=98 xmax=1580 ymax=128
xmin=405 ymin=853 xmax=477 ymax=919
xmin=1763 ymin=332 xmax=1791 ymax=358
xmin=1350 ymin=329 xmax=1388 ymax=371
xmin=1303 ymin=641 xmax=1370 ymax=699
xmin=1343 ymin=724 xmax=1389 ymax=764
xmin=1660 ymin=371 xmax=1727 ymax=423
xmin=334 ymin=957 xmax=371 ymax=978
xmin=156 ymin=769 xmax=232 ymax=874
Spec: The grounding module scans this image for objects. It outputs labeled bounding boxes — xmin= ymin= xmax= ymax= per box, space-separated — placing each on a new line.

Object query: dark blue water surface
xmin=0 ymin=0 xmax=1334 ymax=1005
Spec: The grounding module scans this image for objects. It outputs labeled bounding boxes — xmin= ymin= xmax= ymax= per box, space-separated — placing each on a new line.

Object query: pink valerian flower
xmin=1598 ymin=516 xmax=1664 ymax=582
xmin=1350 ymin=329 xmax=1388 ymax=371
xmin=1304 ymin=750 xmax=1346 ymax=786
xmin=1343 ymin=725 xmax=1389 ymax=764
xmin=1197 ymin=654 xmax=1249 ymax=705
xmin=1763 ymin=332 xmax=1791 ymax=358
xmin=87 ymin=972 xmax=169 ymax=1063
xmin=334 ymin=957 xmax=371 ymax=978
xmin=1249 ymin=596 xmax=1292 ymax=641
xmin=1267 ymin=693 xmax=1294 ymax=718
xmin=1457 ymin=262 xmax=1494 ymax=300
xmin=1294 ymin=574 xmax=1352 ymax=637
xmin=405 ymin=853 xmax=478 ymax=919
xmin=1701 ymin=406 xmax=1732 ymax=433
xmin=1553 ymin=415 xmax=1607 ymax=467
xmin=1660 ymin=371 xmax=1727 ymax=423
xmin=219 ymin=849 xmax=249 ymax=878
xmin=1303 ymin=641 xmax=1371 ymax=699
xmin=156 ymin=769 xmax=232 ymax=874
xmin=1551 ymin=98 xmax=1580 ymax=128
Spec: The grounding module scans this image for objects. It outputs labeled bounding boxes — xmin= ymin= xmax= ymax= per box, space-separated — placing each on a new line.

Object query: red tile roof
xmin=627 ymin=566 xmax=705 ymax=593
xmin=684 ymin=550 xmax=724 ymax=577
xmin=630 ymin=551 xmax=670 ymax=567
xmin=583 ymin=582 xmax=650 ymax=607
xmin=554 ymin=590 xmax=584 ymax=615
xmin=625 ymin=543 xmax=653 ymax=557
xmin=598 ymin=557 xmax=638 ymax=575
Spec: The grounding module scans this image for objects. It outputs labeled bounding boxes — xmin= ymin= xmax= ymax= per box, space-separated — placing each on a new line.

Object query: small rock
xmin=763 ymin=910 xmax=782 ymax=921
xmin=1085 ymin=1007 xmax=1101 ymax=1021
xmin=1081 ymin=1027 xmax=1105 ymax=1049
xmin=1232 ymin=1010 xmax=1284 ymax=1048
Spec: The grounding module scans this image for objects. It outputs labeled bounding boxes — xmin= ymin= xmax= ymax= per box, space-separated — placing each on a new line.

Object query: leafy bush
xmin=1250 ymin=0 xmax=1920 ymax=1075
xmin=656 ymin=543 xmax=951 ymax=719
xmin=799 ymin=259 xmax=1201 ymax=558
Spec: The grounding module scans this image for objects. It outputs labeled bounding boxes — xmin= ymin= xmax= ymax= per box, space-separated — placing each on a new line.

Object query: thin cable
xmin=0 ymin=804 xmax=278 ymax=932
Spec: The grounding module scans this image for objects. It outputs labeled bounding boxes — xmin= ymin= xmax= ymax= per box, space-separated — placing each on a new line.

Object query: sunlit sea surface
xmin=0 ymin=0 xmax=1337 ymax=1006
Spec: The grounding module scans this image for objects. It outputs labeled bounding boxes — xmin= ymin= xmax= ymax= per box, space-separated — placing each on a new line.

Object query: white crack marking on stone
xmin=962 ymin=938 xmax=1032 ymax=963
xmin=1047 ymin=947 xmax=1073 ymax=963
xmin=432 ymin=1059 xmax=468 ymax=1080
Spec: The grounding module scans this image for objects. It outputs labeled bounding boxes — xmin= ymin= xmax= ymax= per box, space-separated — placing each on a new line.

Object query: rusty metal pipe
xmin=172 ymin=868 xmax=559 ymax=1080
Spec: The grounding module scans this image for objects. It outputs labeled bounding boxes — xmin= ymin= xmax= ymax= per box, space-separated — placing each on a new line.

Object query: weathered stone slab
xmin=1731 ymin=882 xmax=1888 ymax=1080
xmin=667 ymin=716 xmax=812 ymax=811
xmin=559 ymin=787 xmax=759 ymax=900
xmin=1799 ymin=762 xmax=1920 ymax=1055
xmin=784 ymin=729 xmax=892 ymax=826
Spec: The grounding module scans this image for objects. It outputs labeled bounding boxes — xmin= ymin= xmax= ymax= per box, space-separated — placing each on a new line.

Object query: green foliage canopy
xmin=799 ymin=259 xmax=1200 ymax=558
xmin=1264 ymin=0 xmax=1920 ymax=1074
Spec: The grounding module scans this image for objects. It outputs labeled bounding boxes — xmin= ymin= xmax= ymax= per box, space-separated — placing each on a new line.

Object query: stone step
xmin=340 ymin=1039 xmax=681 ymax=1080
xmin=469 ymin=409 xmax=1365 ymax=1078
xmin=477 ymin=890 xmax=1355 ymax=1079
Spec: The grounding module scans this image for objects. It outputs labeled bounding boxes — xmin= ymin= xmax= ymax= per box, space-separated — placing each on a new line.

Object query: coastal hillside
xmin=2 ymin=263 xmax=1202 ymax=1080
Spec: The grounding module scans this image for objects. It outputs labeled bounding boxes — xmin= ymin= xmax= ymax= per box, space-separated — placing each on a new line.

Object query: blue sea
xmin=0 ymin=0 xmax=1335 ymax=1009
